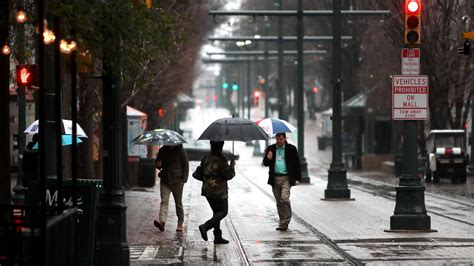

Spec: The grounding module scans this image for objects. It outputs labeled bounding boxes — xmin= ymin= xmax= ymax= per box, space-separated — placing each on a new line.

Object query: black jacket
xmin=262 ymin=141 xmax=301 ymax=186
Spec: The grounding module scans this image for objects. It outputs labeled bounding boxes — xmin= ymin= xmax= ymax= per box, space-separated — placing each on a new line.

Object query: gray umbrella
xmin=132 ymin=129 xmax=187 ymax=146
xmin=198 ymin=117 xmax=268 ymax=142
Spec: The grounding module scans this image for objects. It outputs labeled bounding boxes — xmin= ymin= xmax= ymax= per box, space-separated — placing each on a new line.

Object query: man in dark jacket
xmin=154 ymin=144 xmax=189 ymax=232
xmin=263 ymin=133 xmax=301 ymax=231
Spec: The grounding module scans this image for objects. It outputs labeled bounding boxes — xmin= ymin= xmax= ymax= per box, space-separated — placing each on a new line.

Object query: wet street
xmin=126 ymin=141 xmax=474 ymax=265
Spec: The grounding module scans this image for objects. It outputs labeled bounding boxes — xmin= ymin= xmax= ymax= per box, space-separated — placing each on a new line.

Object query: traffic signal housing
xmin=405 ymin=0 xmax=421 ymax=45
xmin=16 ymin=64 xmax=38 ymax=88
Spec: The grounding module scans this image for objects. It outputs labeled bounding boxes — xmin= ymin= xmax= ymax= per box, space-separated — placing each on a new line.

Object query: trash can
xmin=138 ymin=158 xmax=156 ymax=187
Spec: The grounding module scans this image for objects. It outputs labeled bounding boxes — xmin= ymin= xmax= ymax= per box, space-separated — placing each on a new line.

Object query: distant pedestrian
xmin=22 ymin=133 xmax=39 ymax=187
xmin=198 ymin=141 xmax=235 ymax=244
xmin=154 ymin=144 xmax=189 ymax=232
xmin=263 ymin=132 xmax=301 ymax=231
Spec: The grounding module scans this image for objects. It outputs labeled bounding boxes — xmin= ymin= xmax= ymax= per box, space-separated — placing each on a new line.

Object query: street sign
xmin=392 ymin=75 xmax=429 ymax=120
xmin=401 ymin=48 xmax=420 ymax=75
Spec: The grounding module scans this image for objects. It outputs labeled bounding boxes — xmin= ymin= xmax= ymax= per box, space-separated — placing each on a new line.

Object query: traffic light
xmin=404 ymin=0 xmax=421 ymax=45
xmin=458 ymin=39 xmax=471 ymax=55
xmin=232 ymin=83 xmax=239 ymax=91
xmin=253 ymin=90 xmax=260 ymax=106
xmin=312 ymin=86 xmax=319 ymax=93
xmin=222 ymin=82 xmax=229 ymax=90
xmin=16 ymin=64 xmax=38 ymax=88
xmin=156 ymin=107 xmax=165 ymax=117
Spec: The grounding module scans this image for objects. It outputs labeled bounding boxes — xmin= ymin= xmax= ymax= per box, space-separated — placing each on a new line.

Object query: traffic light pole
xmin=389 ymin=0 xmax=433 ymax=232
xmin=13 ymin=0 xmax=27 ymax=200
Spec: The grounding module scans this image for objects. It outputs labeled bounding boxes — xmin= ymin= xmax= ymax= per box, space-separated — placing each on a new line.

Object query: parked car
xmin=425 ymin=129 xmax=467 ymax=183
xmin=183 ymin=141 xmax=239 ymax=161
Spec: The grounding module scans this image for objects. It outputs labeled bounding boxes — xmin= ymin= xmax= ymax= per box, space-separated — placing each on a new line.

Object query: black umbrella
xmin=198 ymin=117 xmax=268 ymax=142
xmin=198 ymin=117 xmax=268 ymax=157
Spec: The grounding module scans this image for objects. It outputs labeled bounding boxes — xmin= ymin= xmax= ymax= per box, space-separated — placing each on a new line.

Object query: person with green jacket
xmin=154 ymin=144 xmax=189 ymax=232
xmin=198 ymin=141 xmax=235 ymax=244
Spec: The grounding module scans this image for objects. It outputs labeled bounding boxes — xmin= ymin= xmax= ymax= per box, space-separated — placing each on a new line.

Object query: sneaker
xmin=154 ymin=220 xmax=165 ymax=232
xmin=176 ymin=223 xmax=184 ymax=232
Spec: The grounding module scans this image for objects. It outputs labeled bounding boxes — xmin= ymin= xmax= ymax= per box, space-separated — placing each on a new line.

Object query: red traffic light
xmin=312 ymin=87 xmax=318 ymax=93
xmin=407 ymin=0 xmax=419 ymax=13
xmin=16 ymin=64 xmax=38 ymax=87
xmin=156 ymin=107 xmax=165 ymax=117
xmin=404 ymin=0 xmax=421 ymax=45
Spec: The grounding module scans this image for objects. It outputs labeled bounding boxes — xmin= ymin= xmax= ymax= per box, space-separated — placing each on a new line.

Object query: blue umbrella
xmin=32 ymin=135 xmax=83 ymax=150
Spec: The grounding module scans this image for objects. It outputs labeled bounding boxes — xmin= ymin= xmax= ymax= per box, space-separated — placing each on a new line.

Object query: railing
xmin=0 ymin=204 xmax=77 ymax=266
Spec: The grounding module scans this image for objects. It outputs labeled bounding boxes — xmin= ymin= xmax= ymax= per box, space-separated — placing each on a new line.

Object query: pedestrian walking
xmin=262 ymin=132 xmax=301 ymax=231
xmin=153 ymin=144 xmax=189 ymax=232
xmin=198 ymin=141 xmax=235 ymax=244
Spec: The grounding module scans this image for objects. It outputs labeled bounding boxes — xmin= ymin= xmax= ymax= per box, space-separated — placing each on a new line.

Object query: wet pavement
xmin=125 ymin=109 xmax=474 ymax=265
xmin=126 ymin=142 xmax=474 ymax=265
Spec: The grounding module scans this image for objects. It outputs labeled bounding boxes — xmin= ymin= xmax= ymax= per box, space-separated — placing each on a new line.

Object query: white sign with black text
xmin=392 ymin=75 xmax=429 ymax=120
xmin=401 ymin=48 xmax=420 ymax=75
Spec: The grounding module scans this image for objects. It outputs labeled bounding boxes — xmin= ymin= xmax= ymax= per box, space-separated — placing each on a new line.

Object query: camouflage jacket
xmin=200 ymin=152 xmax=235 ymax=199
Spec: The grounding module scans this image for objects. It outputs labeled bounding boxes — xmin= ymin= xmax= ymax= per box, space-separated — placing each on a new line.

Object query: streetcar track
xmin=241 ymin=171 xmax=364 ymax=265
xmin=226 ymin=217 xmax=251 ymax=266
xmin=306 ymin=157 xmax=474 ymax=226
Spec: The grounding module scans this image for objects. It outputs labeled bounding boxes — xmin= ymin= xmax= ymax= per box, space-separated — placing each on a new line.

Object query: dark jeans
xmin=204 ymin=197 xmax=228 ymax=230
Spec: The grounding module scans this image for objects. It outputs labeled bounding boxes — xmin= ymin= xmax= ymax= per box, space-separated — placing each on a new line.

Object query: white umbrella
xmin=24 ymin=119 xmax=88 ymax=138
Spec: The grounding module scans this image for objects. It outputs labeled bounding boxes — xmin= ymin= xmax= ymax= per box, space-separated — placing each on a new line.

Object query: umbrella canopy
xmin=32 ymin=135 xmax=83 ymax=150
xmin=198 ymin=117 xmax=268 ymax=142
xmin=131 ymin=129 xmax=187 ymax=146
xmin=256 ymin=118 xmax=296 ymax=136
xmin=24 ymin=119 xmax=88 ymax=138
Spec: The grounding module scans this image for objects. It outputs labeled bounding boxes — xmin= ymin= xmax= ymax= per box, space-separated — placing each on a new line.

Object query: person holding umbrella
xmin=153 ymin=144 xmax=189 ymax=232
xmin=263 ymin=132 xmax=301 ymax=231
xmin=198 ymin=141 xmax=236 ymax=244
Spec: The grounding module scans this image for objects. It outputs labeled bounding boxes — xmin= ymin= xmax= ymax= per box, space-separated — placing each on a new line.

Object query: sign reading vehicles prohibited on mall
xmin=392 ymin=75 xmax=429 ymax=120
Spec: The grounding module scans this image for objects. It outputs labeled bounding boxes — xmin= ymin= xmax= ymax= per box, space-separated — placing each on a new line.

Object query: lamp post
xmin=276 ymin=0 xmax=286 ymax=120
xmin=296 ymin=0 xmax=310 ymax=183
xmin=324 ymin=0 xmax=351 ymax=199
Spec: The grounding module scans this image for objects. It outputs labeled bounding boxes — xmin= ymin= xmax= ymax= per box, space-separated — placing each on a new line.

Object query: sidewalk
xmin=126 ymin=141 xmax=474 ymax=265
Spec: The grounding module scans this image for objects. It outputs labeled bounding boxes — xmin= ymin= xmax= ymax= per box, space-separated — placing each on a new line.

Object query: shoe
xmin=213 ymin=229 xmax=229 ymax=244
xmin=276 ymin=225 xmax=288 ymax=231
xmin=176 ymin=223 xmax=184 ymax=232
xmin=154 ymin=220 xmax=165 ymax=232
xmin=198 ymin=224 xmax=208 ymax=241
